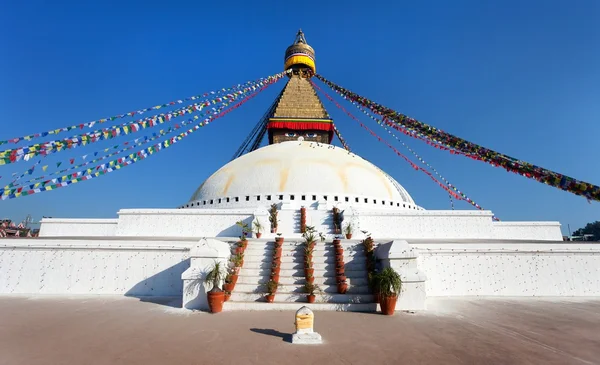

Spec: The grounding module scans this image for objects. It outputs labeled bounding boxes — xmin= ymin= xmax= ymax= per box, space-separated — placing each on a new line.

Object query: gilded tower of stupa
xmin=267 ymin=30 xmax=334 ymax=144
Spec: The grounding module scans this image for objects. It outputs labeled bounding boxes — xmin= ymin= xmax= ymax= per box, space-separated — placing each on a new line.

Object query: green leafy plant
xmin=230 ymin=253 xmax=244 ymax=267
xmin=269 ymin=204 xmax=278 ymax=230
xmin=344 ymin=222 xmax=353 ymax=235
xmin=266 ymin=280 xmax=279 ymax=295
xmin=378 ymin=267 xmax=402 ymax=297
xmin=204 ymin=260 xmax=226 ymax=293
xmin=303 ymin=282 xmax=321 ymax=295
xmin=253 ymin=219 xmax=262 ymax=234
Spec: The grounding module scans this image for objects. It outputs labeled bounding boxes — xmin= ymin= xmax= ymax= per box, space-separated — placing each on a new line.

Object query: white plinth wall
xmin=1 ymin=205 xmax=598 ymax=311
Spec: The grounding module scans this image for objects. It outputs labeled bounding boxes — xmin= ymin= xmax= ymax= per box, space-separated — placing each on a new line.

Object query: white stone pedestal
xmin=291 ymin=306 xmax=323 ymax=344
xmin=292 ymin=332 xmax=323 ymax=344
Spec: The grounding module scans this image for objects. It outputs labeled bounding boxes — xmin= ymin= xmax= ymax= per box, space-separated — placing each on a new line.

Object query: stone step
xmin=243 ymin=255 xmax=367 ymax=264
xmin=229 ymin=292 xmax=374 ymax=304
xmin=240 ymin=262 xmax=366 ymax=271
xmin=239 ymin=268 xmax=367 ymax=278
xmin=236 ymin=275 xmax=368 ymax=286
xmin=233 ymin=283 xmax=371 ymax=294
xmin=223 ymin=301 xmax=377 ymax=312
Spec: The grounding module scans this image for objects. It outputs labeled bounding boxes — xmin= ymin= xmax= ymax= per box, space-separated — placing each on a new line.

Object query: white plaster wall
xmin=491 ymin=222 xmax=563 ymax=241
xmin=356 ymin=210 xmax=561 ymax=241
xmin=116 ymin=209 xmax=254 ymax=237
xmin=39 ymin=219 xmax=118 ymax=237
xmin=414 ymin=242 xmax=600 ymax=296
xmin=0 ymin=239 xmax=191 ymax=296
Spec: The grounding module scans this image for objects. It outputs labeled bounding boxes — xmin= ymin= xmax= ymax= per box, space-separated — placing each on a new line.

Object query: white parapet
xmin=413 ymin=241 xmax=600 ymax=296
xmin=39 ymin=218 xmax=118 ymax=237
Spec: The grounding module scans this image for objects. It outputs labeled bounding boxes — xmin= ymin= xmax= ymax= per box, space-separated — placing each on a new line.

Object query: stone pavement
xmin=0 ymin=296 xmax=598 ymax=365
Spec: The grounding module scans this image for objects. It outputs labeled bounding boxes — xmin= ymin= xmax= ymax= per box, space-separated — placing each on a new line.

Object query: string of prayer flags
xmin=316 ymin=74 xmax=600 ymax=202
xmin=0 ymin=75 xmax=275 ymax=147
xmin=0 ymin=70 xmax=288 ymax=200
xmin=311 ymin=80 xmax=462 ymax=201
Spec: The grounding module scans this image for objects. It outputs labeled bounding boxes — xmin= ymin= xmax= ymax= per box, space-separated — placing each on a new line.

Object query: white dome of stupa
xmin=181 ymin=141 xmax=422 ymax=211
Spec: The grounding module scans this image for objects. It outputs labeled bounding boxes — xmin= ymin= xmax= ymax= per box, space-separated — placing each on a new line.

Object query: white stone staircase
xmin=223 ymin=239 xmax=377 ymax=311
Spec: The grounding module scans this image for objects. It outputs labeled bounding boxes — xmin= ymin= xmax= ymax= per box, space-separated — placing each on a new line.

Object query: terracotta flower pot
xmin=335 ymin=247 xmax=344 ymax=256
xmin=337 ymin=282 xmax=348 ymax=294
xmin=345 ymin=234 xmax=352 ymax=239
xmin=305 ymin=268 xmax=314 ymax=277
xmin=307 ymin=294 xmax=316 ymax=303
xmin=224 ymin=292 xmax=231 ymax=302
xmin=223 ymin=282 xmax=235 ymax=292
xmin=256 ymin=232 xmax=262 ymax=239
xmin=241 ymin=241 xmax=248 ymax=249
xmin=336 ymin=275 xmax=346 ymax=283
xmin=272 ymin=257 xmax=281 ymax=265
xmin=266 ymin=294 xmax=275 ymax=303
xmin=231 ymin=274 xmax=239 ymax=285
xmin=309 ymin=242 xmax=316 ymax=250
xmin=380 ymin=294 xmax=397 ymax=315
xmin=306 ymin=276 xmax=314 ymax=284
xmin=234 ymin=247 xmax=243 ymax=254
xmin=333 ymin=239 xmax=341 ymax=245
xmin=207 ymin=291 xmax=225 ymax=313
xmin=271 ymin=273 xmax=280 ymax=283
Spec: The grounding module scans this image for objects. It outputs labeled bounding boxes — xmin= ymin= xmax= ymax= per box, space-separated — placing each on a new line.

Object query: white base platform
xmin=292 ymin=332 xmax=323 ymax=344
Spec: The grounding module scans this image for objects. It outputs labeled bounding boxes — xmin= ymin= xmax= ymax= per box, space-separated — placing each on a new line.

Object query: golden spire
xmin=284 ymin=29 xmax=316 ymax=75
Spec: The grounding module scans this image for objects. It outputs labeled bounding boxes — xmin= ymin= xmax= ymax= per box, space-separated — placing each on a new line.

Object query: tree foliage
xmin=572 ymin=221 xmax=600 ymax=240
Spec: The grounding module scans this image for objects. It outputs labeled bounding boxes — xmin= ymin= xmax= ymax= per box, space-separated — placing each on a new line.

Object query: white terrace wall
xmin=0 ymin=239 xmax=192 ymax=296
xmin=39 ymin=219 xmax=118 ymax=237
xmin=413 ymin=242 xmax=600 ymax=296
xmin=115 ymin=209 xmax=254 ymax=237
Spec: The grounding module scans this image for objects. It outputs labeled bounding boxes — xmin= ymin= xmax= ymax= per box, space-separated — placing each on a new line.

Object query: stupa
xmin=3 ymin=30 xmax=593 ymax=313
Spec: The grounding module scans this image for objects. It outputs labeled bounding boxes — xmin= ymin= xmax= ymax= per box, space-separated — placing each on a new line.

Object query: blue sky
xmin=0 ymin=0 xmax=598 ymax=235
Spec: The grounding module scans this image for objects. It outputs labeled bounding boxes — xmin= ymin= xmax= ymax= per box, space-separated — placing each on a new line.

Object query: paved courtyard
xmin=0 ymin=296 xmax=599 ymax=365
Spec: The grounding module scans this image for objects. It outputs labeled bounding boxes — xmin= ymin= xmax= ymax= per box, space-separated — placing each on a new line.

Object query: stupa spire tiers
xmin=268 ymin=30 xmax=333 ymax=144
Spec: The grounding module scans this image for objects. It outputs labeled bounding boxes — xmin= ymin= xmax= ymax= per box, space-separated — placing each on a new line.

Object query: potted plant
xmin=231 ymin=252 xmax=244 ymax=268
xmin=265 ymin=280 xmax=279 ymax=303
xmin=224 ymin=291 xmax=232 ymax=302
xmin=274 ymin=239 xmax=283 ymax=258
xmin=223 ymin=273 xmax=235 ymax=293
xmin=335 ymin=263 xmax=345 ymax=276
xmin=344 ymin=222 xmax=353 ymax=239
xmin=304 ymin=261 xmax=314 ymax=277
xmin=332 ymin=207 xmax=343 ymax=234
xmin=303 ymin=227 xmax=317 ymax=250
xmin=236 ymin=220 xmax=251 ymax=241
xmin=306 ymin=274 xmax=314 ymax=284
xmin=271 ymin=265 xmax=280 ymax=283
xmin=378 ymin=267 xmax=402 ymax=315
xmin=204 ymin=260 xmax=226 ymax=313
xmin=304 ymin=244 xmax=313 ymax=262
xmin=300 ymin=207 xmax=307 ymax=233
xmin=275 ymin=233 xmax=284 ymax=244
xmin=253 ymin=219 xmax=263 ymax=239
xmin=234 ymin=241 xmax=244 ymax=254
xmin=337 ymin=279 xmax=348 ymax=294
xmin=304 ymin=282 xmax=321 ymax=303
xmin=335 ymin=244 xmax=344 ymax=256
xmin=369 ymin=271 xmax=381 ymax=304
xmin=269 ymin=204 xmax=278 ymax=233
